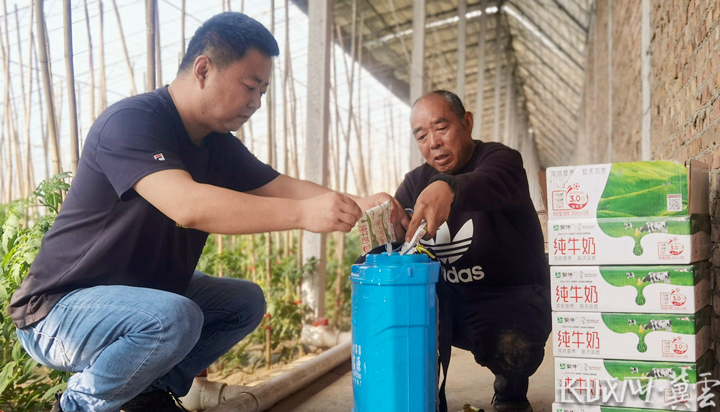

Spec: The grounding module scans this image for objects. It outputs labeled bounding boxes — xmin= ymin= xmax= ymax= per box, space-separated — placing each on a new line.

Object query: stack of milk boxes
xmin=546 ymin=160 xmax=714 ymax=412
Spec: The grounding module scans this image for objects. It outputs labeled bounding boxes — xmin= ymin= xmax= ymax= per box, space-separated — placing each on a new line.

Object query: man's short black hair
xmin=422 ymin=90 xmax=467 ymax=122
xmin=178 ymin=12 xmax=279 ymax=74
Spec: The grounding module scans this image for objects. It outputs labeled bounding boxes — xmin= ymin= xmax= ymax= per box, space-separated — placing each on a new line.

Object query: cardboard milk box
xmin=551 ymin=263 xmax=710 ymax=313
xmin=553 ymin=307 xmax=710 ymax=361
xmin=554 ymin=352 xmax=713 ymax=410
xmin=546 ymin=160 xmax=710 ymax=265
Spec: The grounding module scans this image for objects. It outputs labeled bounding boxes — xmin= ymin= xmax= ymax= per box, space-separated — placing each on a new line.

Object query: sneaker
xmin=51 ymin=392 xmax=63 ymax=412
xmin=120 ymin=390 xmax=188 ymax=412
xmin=492 ymin=400 xmax=533 ymax=412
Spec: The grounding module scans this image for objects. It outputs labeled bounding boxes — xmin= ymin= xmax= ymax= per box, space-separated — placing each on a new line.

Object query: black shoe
xmin=51 ymin=392 xmax=63 ymax=412
xmin=120 ymin=390 xmax=188 ymax=412
xmin=491 ymin=401 xmax=532 ymax=412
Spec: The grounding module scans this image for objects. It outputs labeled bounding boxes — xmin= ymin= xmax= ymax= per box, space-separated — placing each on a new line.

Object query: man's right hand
xmin=299 ymin=192 xmax=363 ymax=233
xmin=405 ymin=180 xmax=455 ymax=242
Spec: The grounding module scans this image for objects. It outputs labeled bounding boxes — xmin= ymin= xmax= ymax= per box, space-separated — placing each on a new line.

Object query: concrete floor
xmin=265 ymin=340 xmax=555 ymax=412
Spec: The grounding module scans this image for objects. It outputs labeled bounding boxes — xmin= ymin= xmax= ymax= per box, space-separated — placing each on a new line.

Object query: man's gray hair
xmin=414 ymin=90 xmax=467 ymax=123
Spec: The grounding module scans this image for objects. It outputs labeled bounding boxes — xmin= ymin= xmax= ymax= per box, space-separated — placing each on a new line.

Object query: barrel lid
xmin=351 ymin=252 xmax=439 ymax=285
xmin=366 ymin=252 xmax=430 ymax=266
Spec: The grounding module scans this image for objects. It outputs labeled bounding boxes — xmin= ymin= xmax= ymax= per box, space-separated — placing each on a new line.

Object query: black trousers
xmin=438 ymin=282 xmax=552 ymax=408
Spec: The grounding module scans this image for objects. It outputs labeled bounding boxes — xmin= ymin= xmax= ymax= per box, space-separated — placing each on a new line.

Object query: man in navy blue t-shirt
xmin=10 ymin=12 xmax=393 ymax=412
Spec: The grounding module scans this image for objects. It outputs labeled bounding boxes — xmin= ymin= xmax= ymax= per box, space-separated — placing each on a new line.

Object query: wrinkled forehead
xmin=411 ymin=95 xmax=454 ymax=126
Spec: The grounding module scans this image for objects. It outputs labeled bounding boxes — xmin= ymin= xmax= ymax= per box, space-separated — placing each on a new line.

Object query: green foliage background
xmin=0 ymin=173 xmax=71 ymax=412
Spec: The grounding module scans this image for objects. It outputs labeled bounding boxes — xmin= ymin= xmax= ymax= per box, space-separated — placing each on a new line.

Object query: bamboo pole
xmin=54 ymin=80 xmax=65 ymax=146
xmin=386 ymin=96 xmax=399 ymax=189
xmin=33 ymin=43 xmax=50 ymax=182
xmin=264 ymin=231 xmax=272 ymax=369
xmin=10 ymin=87 xmax=23 ymax=200
xmin=111 ymin=0 xmax=137 ymax=95
xmin=335 ymin=18 xmax=355 ymax=195
xmin=14 ymin=4 xmax=29 ymax=199
xmin=36 ymin=0 xmax=62 ymax=176
xmin=98 ymin=0 xmax=107 ymax=111
xmin=216 ymin=234 xmax=224 ymax=277
xmin=5 ymin=73 xmax=21 ymax=201
xmin=23 ymin=3 xmax=35 ymax=201
xmin=146 ymin=0 xmax=156 ymax=92
xmin=83 ymin=0 xmax=95 ymax=122
xmin=64 ymin=0 xmax=80 ymax=175
xmin=288 ymin=48 xmax=299 ymax=181
xmin=265 ymin=0 xmax=276 ymax=371
xmin=329 ymin=25 xmax=345 ymax=329
xmin=353 ymin=11 xmax=369 ymax=197
xmin=284 ymin=0 xmax=301 ymax=271
xmin=1 ymin=0 xmax=12 ymax=201
xmin=266 ymin=0 xmax=275 ymax=168
xmin=282 ymin=0 xmax=291 ymax=258
xmin=331 ymin=86 xmax=341 ymax=193
xmin=249 ymin=234 xmax=257 ymax=282
xmin=155 ymin=4 xmax=162 ymax=86
xmin=180 ymin=0 xmax=185 ymax=61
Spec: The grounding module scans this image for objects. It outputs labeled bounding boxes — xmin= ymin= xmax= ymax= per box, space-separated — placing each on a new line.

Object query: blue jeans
xmin=16 ymin=271 xmax=265 ymax=412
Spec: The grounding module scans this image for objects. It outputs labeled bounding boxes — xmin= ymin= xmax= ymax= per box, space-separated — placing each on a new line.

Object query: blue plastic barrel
xmin=350 ymin=252 xmax=440 ymax=412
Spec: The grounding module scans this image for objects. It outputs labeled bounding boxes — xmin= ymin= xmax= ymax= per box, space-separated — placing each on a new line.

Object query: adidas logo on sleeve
xmin=421 ymin=219 xmax=485 ymax=283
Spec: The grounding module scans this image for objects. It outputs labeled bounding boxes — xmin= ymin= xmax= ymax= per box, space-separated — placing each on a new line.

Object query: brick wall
xmin=577 ymin=0 xmax=720 ymax=392
xmin=610 ymin=1 xmax=642 ymax=162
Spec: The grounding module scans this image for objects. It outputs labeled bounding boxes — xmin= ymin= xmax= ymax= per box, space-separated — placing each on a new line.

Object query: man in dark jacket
xmin=394 ymin=90 xmax=551 ymax=412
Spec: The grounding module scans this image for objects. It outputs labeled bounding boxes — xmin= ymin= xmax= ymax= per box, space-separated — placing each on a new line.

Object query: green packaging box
xmin=552 ymin=308 xmax=710 ymax=361
xmin=546 ymin=160 xmax=708 ymax=220
xmin=553 ymin=403 xmax=711 ymax=412
xmin=554 ymin=352 xmax=713 ymax=410
xmin=546 ymin=161 xmax=710 ymax=265
xmin=551 ymin=263 xmax=710 ymax=314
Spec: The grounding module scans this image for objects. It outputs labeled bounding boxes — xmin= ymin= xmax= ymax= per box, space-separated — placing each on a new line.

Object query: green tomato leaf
xmin=0 ymin=361 xmax=17 ymax=395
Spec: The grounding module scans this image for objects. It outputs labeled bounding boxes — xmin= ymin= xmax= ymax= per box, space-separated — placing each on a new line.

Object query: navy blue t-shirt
xmin=10 ymin=86 xmax=278 ymax=328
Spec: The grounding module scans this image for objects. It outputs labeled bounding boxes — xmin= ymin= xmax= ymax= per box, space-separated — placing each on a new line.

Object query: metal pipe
xmin=181 ymin=341 xmax=352 ymax=411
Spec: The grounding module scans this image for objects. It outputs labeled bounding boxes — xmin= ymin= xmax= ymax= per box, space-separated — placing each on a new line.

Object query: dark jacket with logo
xmin=394 ymin=140 xmax=549 ymax=291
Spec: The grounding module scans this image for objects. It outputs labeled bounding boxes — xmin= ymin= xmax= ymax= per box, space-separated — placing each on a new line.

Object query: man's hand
xmin=361 ymin=192 xmax=410 ymax=240
xmin=299 ymin=192 xmax=363 ymax=233
xmin=405 ymin=180 xmax=455 ymax=242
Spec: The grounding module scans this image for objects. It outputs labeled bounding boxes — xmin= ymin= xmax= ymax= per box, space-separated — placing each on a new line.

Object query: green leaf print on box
xmin=595 ymin=161 xmax=690 ymax=256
